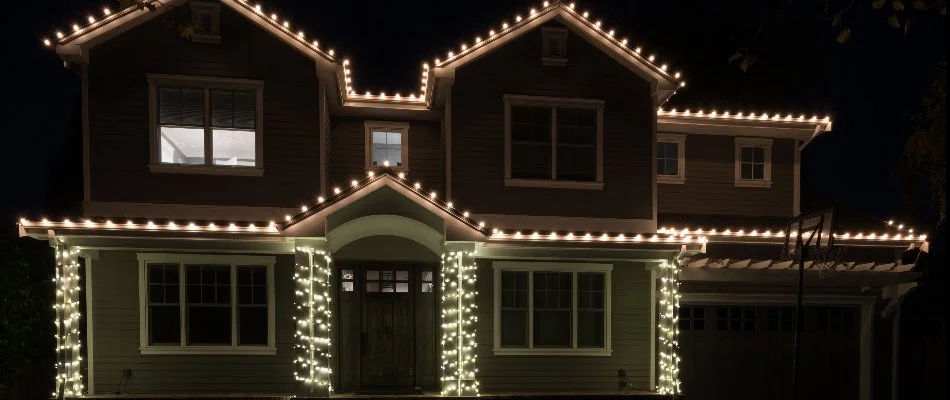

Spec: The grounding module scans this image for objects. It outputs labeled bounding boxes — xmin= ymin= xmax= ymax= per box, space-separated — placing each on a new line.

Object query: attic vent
xmin=190 ymin=1 xmax=221 ymax=43
xmin=541 ymin=27 xmax=568 ymax=66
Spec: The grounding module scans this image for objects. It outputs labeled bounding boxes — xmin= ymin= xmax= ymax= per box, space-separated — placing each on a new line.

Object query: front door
xmin=361 ymin=268 xmax=414 ymax=387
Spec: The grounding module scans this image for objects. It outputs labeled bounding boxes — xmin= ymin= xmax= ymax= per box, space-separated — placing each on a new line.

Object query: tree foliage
xmin=902 ymin=62 xmax=947 ymax=223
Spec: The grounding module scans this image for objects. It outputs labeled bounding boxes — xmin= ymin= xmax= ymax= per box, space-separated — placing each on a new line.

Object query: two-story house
xmin=20 ymin=1 xmax=926 ymax=399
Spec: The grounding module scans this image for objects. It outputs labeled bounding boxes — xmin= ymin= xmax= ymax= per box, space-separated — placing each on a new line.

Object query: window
xmin=148 ymin=74 xmax=264 ymax=176
xmin=716 ymin=307 xmax=756 ymax=331
xmin=493 ymin=261 xmax=611 ymax=356
xmin=678 ymin=306 xmax=705 ymax=331
xmin=657 ymin=133 xmax=686 ymax=184
xmin=138 ymin=254 xmax=275 ymax=354
xmin=341 ymin=269 xmax=355 ymax=292
xmin=421 ymin=270 xmax=434 ymax=293
xmin=364 ymin=121 xmax=409 ymax=170
xmin=766 ymin=307 xmax=795 ymax=332
xmin=366 ymin=269 xmax=410 ymax=293
xmin=504 ymin=95 xmax=604 ymax=190
xmin=541 ymin=27 xmax=568 ymax=66
xmin=190 ymin=1 xmax=221 ymax=43
xmin=734 ymin=137 xmax=773 ymax=187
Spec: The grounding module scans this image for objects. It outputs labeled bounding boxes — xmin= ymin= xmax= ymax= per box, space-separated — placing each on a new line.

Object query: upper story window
xmin=541 ymin=27 xmax=568 ymax=66
xmin=657 ymin=133 xmax=686 ymax=184
xmin=190 ymin=1 xmax=221 ymax=43
xmin=493 ymin=261 xmax=612 ymax=356
xmin=734 ymin=137 xmax=773 ymax=187
xmin=364 ymin=121 xmax=409 ymax=170
xmin=504 ymin=95 xmax=604 ymax=190
xmin=138 ymin=253 xmax=276 ymax=355
xmin=148 ymin=74 xmax=264 ymax=176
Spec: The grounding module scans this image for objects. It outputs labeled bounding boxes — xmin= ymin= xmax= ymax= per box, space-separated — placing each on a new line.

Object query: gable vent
xmin=190 ymin=1 xmax=221 ymax=43
xmin=541 ymin=27 xmax=568 ymax=66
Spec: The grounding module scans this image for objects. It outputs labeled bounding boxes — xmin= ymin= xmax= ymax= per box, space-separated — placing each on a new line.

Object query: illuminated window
xmin=364 ymin=121 xmax=409 ymax=170
xmin=493 ymin=262 xmax=611 ymax=355
xmin=504 ymin=95 xmax=604 ymax=189
xmin=149 ymin=75 xmax=263 ymax=175
xmin=139 ymin=254 xmax=276 ymax=354
xmin=421 ymin=269 xmax=434 ymax=293
xmin=734 ymin=137 xmax=773 ymax=187
xmin=657 ymin=133 xmax=686 ymax=184
xmin=341 ymin=269 xmax=355 ymax=292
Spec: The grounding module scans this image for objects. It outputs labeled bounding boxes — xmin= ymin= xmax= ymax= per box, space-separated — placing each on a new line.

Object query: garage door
xmin=678 ymin=305 xmax=859 ymax=400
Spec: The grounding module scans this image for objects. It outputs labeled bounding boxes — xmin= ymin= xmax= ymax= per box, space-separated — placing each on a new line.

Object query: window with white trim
xmin=734 ymin=137 xmax=773 ymax=187
xmin=493 ymin=261 xmax=611 ymax=355
xmin=657 ymin=133 xmax=686 ymax=184
xmin=148 ymin=74 xmax=264 ymax=176
xmin=364 ymin=121 xmax=409 ymax=170
xmin=138 ymin=254 xmax=276 ymax=354
xmin=504 ymin=95 xmax=604 ymax=190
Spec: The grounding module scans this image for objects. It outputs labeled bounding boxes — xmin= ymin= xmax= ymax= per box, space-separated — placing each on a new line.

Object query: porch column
xmin=293 ymin=239 xmax=333 ymax=397
xmin=657 ymin=258 xmax=682 ymax=395
xmin=440 ymin=242 xmax=480 ymax=396
xmin=53 ymin=240 xmax=84 ymax=398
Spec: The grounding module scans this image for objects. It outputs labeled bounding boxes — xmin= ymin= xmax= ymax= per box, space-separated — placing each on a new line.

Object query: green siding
xmin=89 ymin=250 xmax=296 ymax=395
xmin=475 ymin=260 xmax=654 ymax=392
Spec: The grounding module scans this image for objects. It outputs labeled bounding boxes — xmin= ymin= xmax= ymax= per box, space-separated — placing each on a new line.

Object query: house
xmin=20 ymin=1 xmax=927 ymax=399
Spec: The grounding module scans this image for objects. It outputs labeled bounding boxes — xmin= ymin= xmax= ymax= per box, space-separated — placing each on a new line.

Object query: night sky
xmin=1 ymin=0 xmax=945 ymax=232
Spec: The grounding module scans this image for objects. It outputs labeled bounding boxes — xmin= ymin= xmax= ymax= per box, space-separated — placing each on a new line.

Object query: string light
xmin=52 ymin=243 xmax=84 ymax=397
xmin=293 ymin=247 xmax=333 ymax=394
xmin=440 ymin=250 xmax=480 ymax=396
xmin=658 ymin=108 xmax=832 ymax=124
xmin=657 ymin=259 xmax=682 ymax=394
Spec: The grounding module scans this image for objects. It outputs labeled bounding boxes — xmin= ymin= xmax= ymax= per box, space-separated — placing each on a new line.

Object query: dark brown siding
xmin=327 ymin=118 xmax=443 ymax=195
xmin=658 ymin=135 xmax=795 ymax=217
xmin=451 ymin=21 xmax=654 ymax=219
xmin=87 ymin=5 xmax=321 ymax=208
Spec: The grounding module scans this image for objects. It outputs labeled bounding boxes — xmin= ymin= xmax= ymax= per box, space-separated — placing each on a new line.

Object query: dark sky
xmin=1 ymin=0 xmax=944 ymax=232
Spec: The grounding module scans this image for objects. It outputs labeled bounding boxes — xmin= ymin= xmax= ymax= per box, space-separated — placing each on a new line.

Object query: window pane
xmin=371 ymin=130 xmax=403 ymax=167
xmin=657 ymin=158 xmax=667 ymax=176
xmin=741 ymin=162 xmax=753 ymax=180
xmin=238 ymin=306 xmax=267 ymax=345
xmin=556 ymin=108 xmax=596 ymax=181
xmin=366 ymin=270 xmax=379 ymax=281
xmin=160 ymin=127 xmax=205 ymax=165
xmin=212 ymin=129 xmax=256 ymax=166
xmin=752 ymin=163 xmax=765 ymax=180
xmin=501 ymin=310 xmax=528 ymax=347
xmin=187 ymin=305 xmax=231 ymax=345
xmin=533 ymin=310 xmax=571 ymax=347
xmin=159 ymin=87 xmax=203 ymax=127
xmin=149 ymin=305 xmax=180 ymax=345
xmin=211 ymin=89 xmax=255 ymax=129
xmin=741 ymin=146 xmax=754 ymax=162
xmin=511 ymin=106 xmax=552 ymax=179
xmin=578 ymin=311 xmax=604 ymax=347
xmin=752 ymin=147 xmax=765 ymax=163
xmin=237 ymin=266 xmax=267 ymax=305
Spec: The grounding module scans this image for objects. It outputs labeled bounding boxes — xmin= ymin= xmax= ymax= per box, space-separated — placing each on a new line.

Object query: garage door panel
xmin=679 ymin=305 xmax=859 ymax=400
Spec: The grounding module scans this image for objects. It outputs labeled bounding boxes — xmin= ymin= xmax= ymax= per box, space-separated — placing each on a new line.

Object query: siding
xmin=327 ymin=118 xmax=443 ymax=195
xmin=451 ymin=21 xmax=654 ymax=219
xmin=657 ymin=135 xmax=796 ymax=217
xmin=87 ymin=5 xmax=321 ymax=208
xmin=475 ymin=260 xmax=653 ymax=392
xmin=90 ymin=250 xmax=296 ymax=394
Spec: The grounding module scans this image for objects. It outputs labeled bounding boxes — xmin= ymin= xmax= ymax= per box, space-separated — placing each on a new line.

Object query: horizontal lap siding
xmin=327 ymin=118 xmax=443 ymax=195
xmin=88 ymin=5 xmax=320 ymax=208
xmin=475 ymin=260 xmax=653 ymax=392
xmin=657 ymin=135 xmax=795 ymax=217
xmin=452 ymin=22 xmax=653 ymax=219
xmin=90 ymin=250 xmax=296 ymax=394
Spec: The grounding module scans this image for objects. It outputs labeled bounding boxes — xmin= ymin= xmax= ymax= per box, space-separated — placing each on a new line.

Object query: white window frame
xmin=364 ymin=121 xmax=410 ymax=171
xmin=492 ymin=261 xmax=612 ymax=356
xmin=137 ymin=253 xmax=276 ymax=355
xmin=189 ymin=1 xmax=221 ymax=43
xmin=147 ymin=74 xmax=265 ymax=177
xmin=503 ymin=94 xmax=605 ymax=190
xmin=541 ymin=27 xmax=568 ymax=66
xmin=657 ymin=133 xmax=686 ymax=184
xmin=734 ymin=137 xmax=773 ymax=188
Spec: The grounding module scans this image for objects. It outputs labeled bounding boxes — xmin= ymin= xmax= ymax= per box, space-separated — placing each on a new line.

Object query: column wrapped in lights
xmin=657 ymin=258 xmax=682 ymax=395
xmin=53 ymin=241 xmax=84 ymax=398
xmin=440 ymin=249 xmax=479 ymax=396
xmin=293 ymin=245 xmax=333 ymax=396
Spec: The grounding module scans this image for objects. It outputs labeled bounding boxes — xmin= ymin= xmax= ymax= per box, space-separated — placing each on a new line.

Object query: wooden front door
xmin=361 ymin=268 xmax=414 ymax=387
